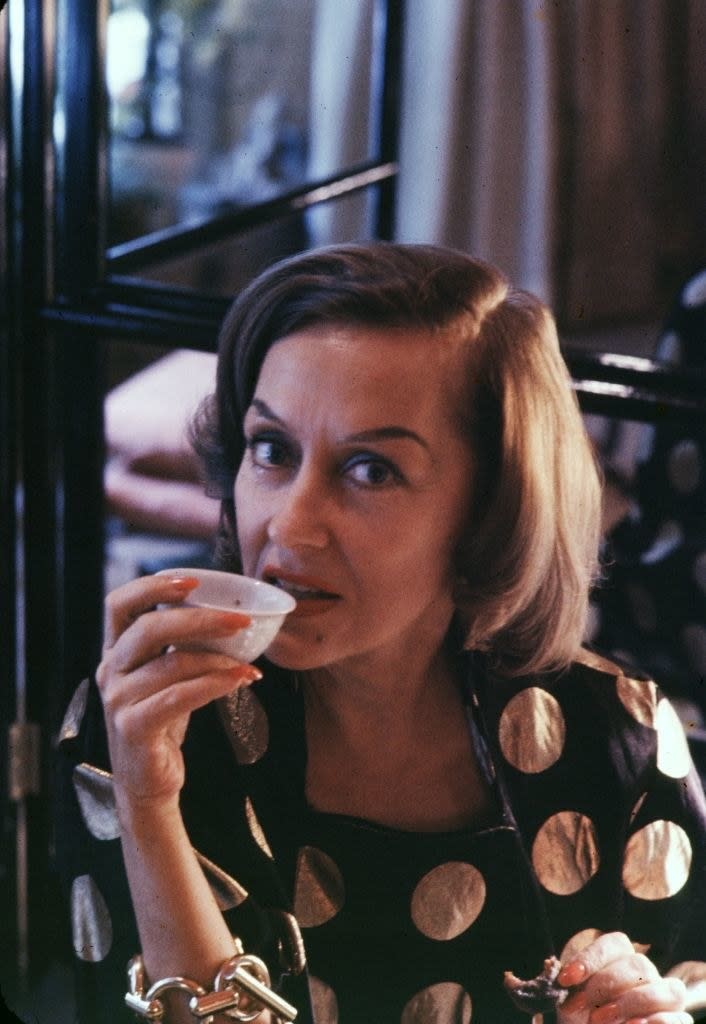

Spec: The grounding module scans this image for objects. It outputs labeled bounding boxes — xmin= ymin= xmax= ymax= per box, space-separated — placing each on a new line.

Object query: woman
xmin=58 ymin=243 xmax=706 ymax=1024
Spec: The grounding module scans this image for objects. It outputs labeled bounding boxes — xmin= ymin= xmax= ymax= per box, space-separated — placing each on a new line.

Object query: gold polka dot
xmin=245 ymin=796 xmax=273 ymax=859
xmin=272 ymin=909 xmax=307 ymax=975
xmin=194 ymin=850 xmax=249 ymax=910
xmin=71 ymin=875 xmax=113 ymax=962
xmin=532 ymin=812 xmax=600 ymax=895
xmin=559 ymin=928 xmax=603 ymax=963
xmin=308 ymin=976 xmax=338 ymax=1024
xmin=294 ymin=846 xmax=345 ymax=928
xmin=411 ymin=862 xmax=486 ymax=941
xmin=623 ymin=820 xmax=692 ymax=899
xmin=498 ymin=687 xmax=566 ymax=774
xmin=616 ymin=674 xmax=658 ymax=727
xmin=629 ymin=793 xmax=648 ymax=824
xmin=656 ymin=699 xmax=692 ymax=779
xmin=575 ymin=649 xmax=621 ymax=676
xmin=401 ymin=982 xmax=472 ymax=1023
xmin=59 ymin=678 xmax=90 ymax=741
xmin=72 ymin=763 xmax=121 ymax=841
xmin=218 ymin=686 xmax=269 ymax=764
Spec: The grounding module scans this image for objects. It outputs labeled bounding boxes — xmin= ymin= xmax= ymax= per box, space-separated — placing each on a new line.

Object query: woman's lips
xmin=263 ymin=568 xmax=341 ymax=614
xmin=286 ymin=596 xmax=340 ymax=618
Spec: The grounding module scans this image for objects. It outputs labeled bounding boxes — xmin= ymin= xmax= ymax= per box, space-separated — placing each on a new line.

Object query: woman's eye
xmin=248 ymin=436 xmax=292 ymax=468
xmin=346 ymin=456 xmax=400 ymax=487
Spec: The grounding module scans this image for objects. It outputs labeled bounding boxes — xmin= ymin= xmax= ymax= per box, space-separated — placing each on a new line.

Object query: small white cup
xmin=156 ymin=567 xmax=296 ymax=662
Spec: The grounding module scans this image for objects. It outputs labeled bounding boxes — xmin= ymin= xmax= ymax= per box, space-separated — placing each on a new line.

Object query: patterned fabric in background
xmin=591 ymin=269 xmax=706 ymax=717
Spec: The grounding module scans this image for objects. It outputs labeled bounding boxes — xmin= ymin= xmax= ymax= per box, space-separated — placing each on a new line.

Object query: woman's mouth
xmin=264 ymin=570 xmax=341 ymax=603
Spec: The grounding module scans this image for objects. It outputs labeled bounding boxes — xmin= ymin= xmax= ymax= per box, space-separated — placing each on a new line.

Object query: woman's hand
xmin=557 ymin=932 xmax=691 ymax=1024
xmin=96 ymin=574 xmax=260 ymax=808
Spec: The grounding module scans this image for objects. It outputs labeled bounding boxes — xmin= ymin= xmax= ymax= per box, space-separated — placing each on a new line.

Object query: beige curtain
xmin=306 ymin=0 xmax=377 ymax=246
xmin=394 ymin=0 xmax=706 ymax=326
xmin=396 ymin=0 xmax=556 ymax=302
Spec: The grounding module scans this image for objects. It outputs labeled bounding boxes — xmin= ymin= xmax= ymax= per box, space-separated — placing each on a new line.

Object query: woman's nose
xmin=266 ymin=471 xmax=331 ymax=550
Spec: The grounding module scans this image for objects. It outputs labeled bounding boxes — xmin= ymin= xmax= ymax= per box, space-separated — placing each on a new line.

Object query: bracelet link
xmin=126 ymin=951 xmax=298 ymax=1022
xmin=125 ymin=955 xmax=163 ymax=1020
xmin=125 ymin=955 xmax=210 ymax=1022
xmin=124 ymin=991 xmax=164 ymax=1021
xmin=209 ymin=953 xmax=297 ymax=1021
xmin=189 ymin=989 xmax=243 ymax=1018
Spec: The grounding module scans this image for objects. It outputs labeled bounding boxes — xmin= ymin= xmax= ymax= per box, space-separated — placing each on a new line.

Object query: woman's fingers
xmin=596 ymin=978 xmax=687 ymax=1023
xmin=105 ymin=662 xmax=262 ymax=803
xmin=110 ymin=662 xmax=262 ymax=742
xmin=569 ymin=954 xmax=660 ymax=1011
xmin=625 ymin=1013 xmax=693 ymax=1024
xmin=584 ymin=977 xmax=687 ymax=1023
xmin=98 ymin=603 xmax=251 ymax=682
xmin=626 ymin=1015 xmax=693 ymax=1024
xmin=559 ymin=934 xmax=687 ymax=1024
xmin=559 ymin=932 xmax=638 ymax=989
xmin=100 ymin=648 xmax=261 ymax=711
xmin=96 ymin=575 xmax=265 ymax=807
xmin=102 ymin=573 xmax=200 ymax=651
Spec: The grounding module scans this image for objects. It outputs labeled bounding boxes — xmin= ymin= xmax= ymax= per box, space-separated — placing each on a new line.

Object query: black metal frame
xmin=2 ymin=0 xmax=705 ymax=1007
xmin=1 ymin=0 xmax=407 ymax=1001
xmin=2 ymin=0 xmax=62 ymax=1003
xmin=51 ymin=0 xmax=404 ymax=688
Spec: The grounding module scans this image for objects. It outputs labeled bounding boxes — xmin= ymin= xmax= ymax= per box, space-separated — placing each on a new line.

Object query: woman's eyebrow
xmin=249 ymin=398 xmax=430 ymax=452
xmin=250 ymin=398 xmax=285 ymax=424
xmin=346 ymin=426 xmax=431 ymax=451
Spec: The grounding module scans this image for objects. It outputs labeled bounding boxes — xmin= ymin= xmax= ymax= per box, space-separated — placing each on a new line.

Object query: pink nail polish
xmin=167 ymin=576 xmax=199 ymax=590
xmin=558 ymin=960 xmax=587 ymax=987
xmin=215 ymin=611 xmax=252 ymax=628
xmin=229 ymin=665 xmax=263 ymax=684
xmin=591 ymin=1001 xmax=621 ymax=1024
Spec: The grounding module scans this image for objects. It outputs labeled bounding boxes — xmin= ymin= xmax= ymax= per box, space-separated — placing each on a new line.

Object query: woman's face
xmin=234 ymin=323 xmax=474 ymax=674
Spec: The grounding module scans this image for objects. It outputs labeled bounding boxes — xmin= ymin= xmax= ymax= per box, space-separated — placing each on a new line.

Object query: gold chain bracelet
xmin=125 ymin=950 xmax=298 ymax=1022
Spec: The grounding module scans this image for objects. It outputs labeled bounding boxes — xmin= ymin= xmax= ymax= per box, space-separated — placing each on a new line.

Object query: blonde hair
xmin=192 ymin=242 xmax=602 ymax=677
xmin=448 ymin=276 xmax=602 ymax=675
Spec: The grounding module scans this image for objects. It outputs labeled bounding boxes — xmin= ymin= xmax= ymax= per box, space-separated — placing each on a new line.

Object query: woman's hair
xmin=191 ymin=242 xmax=602 ymax=677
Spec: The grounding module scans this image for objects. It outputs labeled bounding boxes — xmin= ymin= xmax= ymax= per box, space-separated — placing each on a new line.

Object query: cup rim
xmin=155 ymin=567 xmax=296 ymax=615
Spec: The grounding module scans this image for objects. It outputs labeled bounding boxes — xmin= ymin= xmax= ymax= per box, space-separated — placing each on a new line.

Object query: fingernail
xmin=166 ymin=576 xmax=199 ymax=590
xmin=558 ymin=961 xmax=587 ymax=987
xmin=625 ymin=1018 xmax=648 ymax=1024
xmin=229 ymin=665 xmax=263 ymax=683
xmin=215 ymin=611 xmax=252 ymax=628
xmin=591 ymin=1002 xmax=621 ymax=1024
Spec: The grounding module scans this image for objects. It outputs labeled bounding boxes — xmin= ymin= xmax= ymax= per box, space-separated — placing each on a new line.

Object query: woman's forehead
xmin=256 ymin=323 xmax=461 ymax=388
xmin=244 ymin=326 xmax=475 ymax=491
xmin=251 ymin=324 xmax=464 ymax=431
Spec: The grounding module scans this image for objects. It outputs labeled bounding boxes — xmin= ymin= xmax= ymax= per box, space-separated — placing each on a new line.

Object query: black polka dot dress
xmin=57 ymin=647 xmax=706 ymax=1023
xmin=592 ymin=268 xmax=706 ymax=706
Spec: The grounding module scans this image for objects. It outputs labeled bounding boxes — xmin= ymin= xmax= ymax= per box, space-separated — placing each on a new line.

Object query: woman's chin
xmin=261 ymin=632 xmax=333 ymax=672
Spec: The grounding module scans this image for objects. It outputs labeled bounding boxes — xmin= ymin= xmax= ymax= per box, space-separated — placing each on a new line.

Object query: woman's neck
xmin=302 ymin=639 xmax=462 ymax=742
xmin=299 ymin=639 xmax=490 ymax=832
